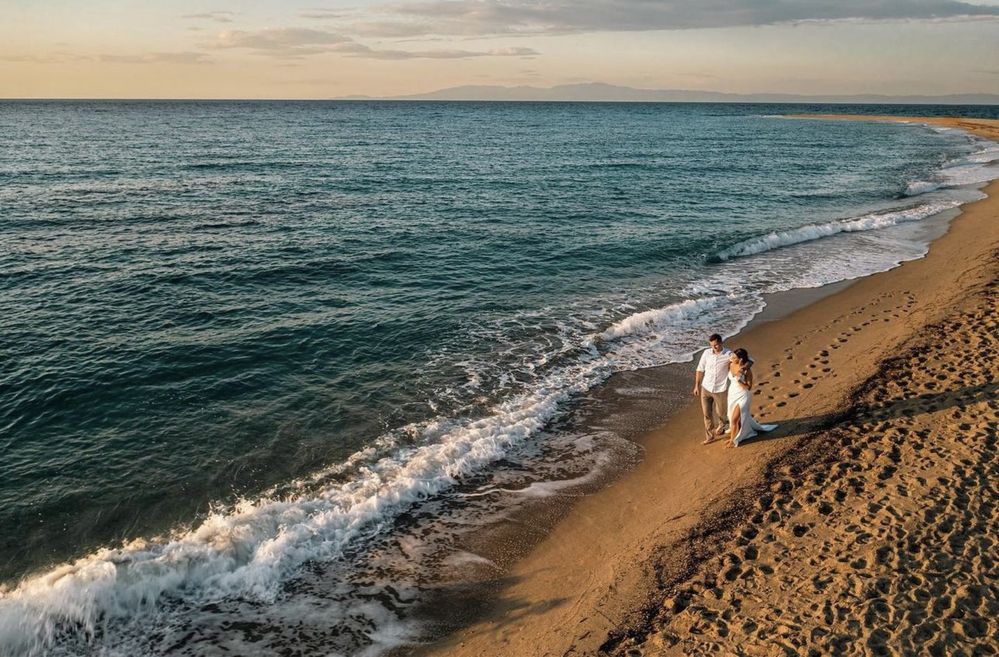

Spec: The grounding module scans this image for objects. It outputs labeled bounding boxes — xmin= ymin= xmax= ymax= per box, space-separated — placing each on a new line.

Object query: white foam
xmin=7 ymin=119 xmax=999 ymax=657
xmin=926 ymin=125 xmax=963 ymax=135
xmin=0 ymin=289 xmax=759 ymax=656
xmin=906 ymin=131 xmax=999 ymax=196
xmin=905 ymin=180 xmax=942 ymax=196
xmin=442 ymin=551 xmax=496 ymax=569
xmin=600 ymin=296 xmax=727 ymax=341
xmin=965 ymin=147 xmax=999 ymax=165
xmin=501 ymin=459 xmax=608 ymax=498
xmin=714 ymin=200 xmax=961 ymax=261
xmin=938 ymin=161 xmax=999 ymax=188
xmin=0 ymin=344 xmax=614 ymax=657
xmin=614 ymin=386 xmax=658 ymax=396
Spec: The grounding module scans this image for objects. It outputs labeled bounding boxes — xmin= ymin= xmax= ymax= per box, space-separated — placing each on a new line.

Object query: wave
xmin=904 ymin=180 xmax=943 ymax=196
xmin=2 ymin=192 xmax=974 ymax=654
xmin=6 ymin=118 xmax=998 ymax=657
xmin=712 ymin=200 xmax=961 ymax=262
xmin=0 ymin=289 xmax=763 ymax=656
xmin=600 ymin=296 xmax=728 ymax=341
xmin=0 ymin=344 xmax=612 ymax=657
xmin=905 ymin=130 xmax=999 ymax=197
xmin=181 ymin=161 xmax=305 ymax=172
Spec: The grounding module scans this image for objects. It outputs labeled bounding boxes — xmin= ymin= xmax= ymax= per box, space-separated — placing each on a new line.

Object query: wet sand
xmin=415 ymin=116 xmax=999 ymax=657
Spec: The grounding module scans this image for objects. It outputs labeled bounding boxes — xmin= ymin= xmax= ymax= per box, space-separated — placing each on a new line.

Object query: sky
xmin=2 ymin=0 xmax=998 ymax=98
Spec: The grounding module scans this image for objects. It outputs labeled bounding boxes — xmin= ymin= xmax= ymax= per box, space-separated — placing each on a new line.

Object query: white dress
xmin=727 ymin=371 xmax=778 ymax=446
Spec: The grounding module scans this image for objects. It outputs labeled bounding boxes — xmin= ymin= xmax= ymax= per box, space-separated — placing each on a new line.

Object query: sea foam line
xmin=906 ymin=132 xmax=999 ymax=196
xmin=0 ymin=343 xmax=614 ymax=657
xmin=0 ymin=288 xmax=748 ymax=656
xmin=8 ymin=124 xmax=999 ymax=657
xmin=713 ymin=200 xmax=962 ymax=262
xmin=600 ymin=296 xmax=729 ymax=341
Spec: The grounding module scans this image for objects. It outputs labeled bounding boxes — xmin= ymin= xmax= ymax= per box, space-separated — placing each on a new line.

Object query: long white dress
xmin=727 ymin=371 xmax=778 ymax=446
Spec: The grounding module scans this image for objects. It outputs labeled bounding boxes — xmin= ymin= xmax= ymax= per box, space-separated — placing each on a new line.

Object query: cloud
xmin=337 ymin=43 xmax=538 ymax=59
xmin=350 ymin=20 xmax=441 ymax=37
xmin=99 ymin=52 xmax=211 ymax=65
xmin=299 ymin=9 xmax=350 ymax=20
xmin=0 ymin=53 xmax=80 ymax=63
xmin=209 ymin=27 xmax=538 ymax=59
xmin=183 ymin=11 xmax=235 ymax=23
xmin=347 ymin=0 xmax=999 ymax=36
xmin=0 ymin=51 xmax=211 ymax=65
xmin=488 ymin=46 xmax=538 ymax=56
xmin=210 ymin=27 xmax=353 ymax=57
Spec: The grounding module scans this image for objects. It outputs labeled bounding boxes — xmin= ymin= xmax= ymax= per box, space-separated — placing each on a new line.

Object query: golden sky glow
xmin=2 ymin=0 xmax=998 ymax=99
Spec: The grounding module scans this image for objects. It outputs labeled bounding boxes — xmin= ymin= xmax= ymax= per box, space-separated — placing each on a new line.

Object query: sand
xmin=415 ymin=117 xmax=999 ymax=657
xmin=785 ymin=115 xmax=999 ymax=142
xmin=608 ymin=267 xmax=999 ymax=657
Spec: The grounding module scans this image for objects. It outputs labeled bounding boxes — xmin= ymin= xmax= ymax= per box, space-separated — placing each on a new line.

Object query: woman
xmin=727 ymin=348 xmax=778 ymax=447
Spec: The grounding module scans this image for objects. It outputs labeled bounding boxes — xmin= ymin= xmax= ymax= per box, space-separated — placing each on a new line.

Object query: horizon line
xmin=2 ymin=97 xmax=998 ymax=104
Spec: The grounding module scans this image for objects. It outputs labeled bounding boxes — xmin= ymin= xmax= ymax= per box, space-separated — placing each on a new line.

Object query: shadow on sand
xmin=402 ymin=569 xmax=569 ymax=656
xmin=743 ymin=380 xmax=997 ymax=446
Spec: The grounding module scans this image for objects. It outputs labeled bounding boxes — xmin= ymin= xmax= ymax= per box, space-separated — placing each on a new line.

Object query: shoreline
xmin=399 ymin=255 xmax=892 ymax=646
xmin=414 ymin=116 xmax=999 ymax=656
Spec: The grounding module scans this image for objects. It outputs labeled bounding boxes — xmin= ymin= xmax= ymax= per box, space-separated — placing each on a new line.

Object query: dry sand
xmin=416 ymin=117 xmax=999 ymax=657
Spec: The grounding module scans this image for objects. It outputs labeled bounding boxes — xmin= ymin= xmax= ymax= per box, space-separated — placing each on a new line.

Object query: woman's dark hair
xmin=733 ymin=348 xmax=750 ymax=364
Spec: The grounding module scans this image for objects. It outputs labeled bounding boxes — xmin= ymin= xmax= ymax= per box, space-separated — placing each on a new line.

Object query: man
xmin=693 ymin=333 xmax=731 ymax=444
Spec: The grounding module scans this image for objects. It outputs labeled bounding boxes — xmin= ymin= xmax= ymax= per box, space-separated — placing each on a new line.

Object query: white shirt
xmin=696 ymin=346 xmax=732 ymax=394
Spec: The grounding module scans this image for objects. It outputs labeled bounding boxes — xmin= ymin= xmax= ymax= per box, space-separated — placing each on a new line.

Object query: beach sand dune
xmin=608 ymin=273 xmax=999 ymax=656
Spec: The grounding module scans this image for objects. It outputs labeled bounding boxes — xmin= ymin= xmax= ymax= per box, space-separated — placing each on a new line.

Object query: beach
xmin=3 ymin=105 xmax=998 ymax=657
xmin=416 ymin=117 xmax=999 ymax=657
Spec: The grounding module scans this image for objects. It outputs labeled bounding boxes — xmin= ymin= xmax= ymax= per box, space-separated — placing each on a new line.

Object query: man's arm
xmin=692 ymin=351 xmax=705 ymax=396
xmin=692 ymin=370 xmax=703 ymax=396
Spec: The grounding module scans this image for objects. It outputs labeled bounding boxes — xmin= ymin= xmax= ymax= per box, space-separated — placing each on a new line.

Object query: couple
xmin=693 ymin=333 xmax=777 ymax=447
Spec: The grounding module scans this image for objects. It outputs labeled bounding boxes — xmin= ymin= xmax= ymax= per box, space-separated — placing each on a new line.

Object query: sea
xmin=1 ymin=101 xmax=998 ymax=656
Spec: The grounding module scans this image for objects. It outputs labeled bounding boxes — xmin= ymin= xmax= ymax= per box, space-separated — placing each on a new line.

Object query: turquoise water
xmin=1 ymin=102 xmax=997 ymax=656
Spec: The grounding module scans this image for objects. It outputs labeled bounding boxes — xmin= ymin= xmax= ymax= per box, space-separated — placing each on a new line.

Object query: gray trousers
xmin=699 ymin=389 xmax=728 ymax=440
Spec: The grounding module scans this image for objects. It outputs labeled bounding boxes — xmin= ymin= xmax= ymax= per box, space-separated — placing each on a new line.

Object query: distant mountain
xmin=351 ymin=82 xmax=999 ymax=104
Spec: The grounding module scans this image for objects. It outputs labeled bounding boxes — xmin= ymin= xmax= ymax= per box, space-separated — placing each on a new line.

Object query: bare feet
xmin=702 ymin=436 xmax=716 ymax=445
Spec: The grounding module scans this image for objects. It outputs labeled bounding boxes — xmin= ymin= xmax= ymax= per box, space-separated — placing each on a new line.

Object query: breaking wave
xmin=713 ymin=200 xmax=961 ymax=262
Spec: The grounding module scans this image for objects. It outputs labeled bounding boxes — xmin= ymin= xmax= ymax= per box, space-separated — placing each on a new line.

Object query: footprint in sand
xmin=612 ymin=282 xmax=999 ymax=657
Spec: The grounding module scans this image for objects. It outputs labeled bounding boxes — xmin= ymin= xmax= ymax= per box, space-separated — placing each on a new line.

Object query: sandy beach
xmin=416 ymin=116 xmax=999 ymax=657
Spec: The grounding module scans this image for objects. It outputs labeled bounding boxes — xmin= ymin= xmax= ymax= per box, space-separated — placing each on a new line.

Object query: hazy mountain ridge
xmin=345 ymin=82 xmax=999 ymax=104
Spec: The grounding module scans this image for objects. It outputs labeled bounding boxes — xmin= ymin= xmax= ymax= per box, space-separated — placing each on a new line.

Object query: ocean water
xmin=1 ymin=101 xmax=997 ymax=656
